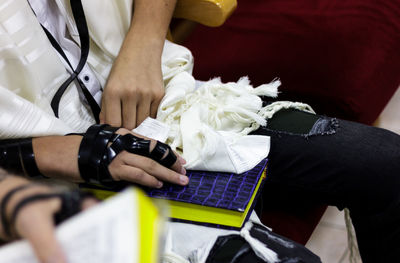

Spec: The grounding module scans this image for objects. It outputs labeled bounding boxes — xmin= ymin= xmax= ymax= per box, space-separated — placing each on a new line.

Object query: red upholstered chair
xmin=183 ymin=0 xmax=400 ymax=125
xmin=181 ymin=0 xmax=400 ymax=244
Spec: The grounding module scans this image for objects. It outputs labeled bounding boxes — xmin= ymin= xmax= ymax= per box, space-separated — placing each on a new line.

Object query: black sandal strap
xmin=0 ymin=184 xmax=36 ymax=238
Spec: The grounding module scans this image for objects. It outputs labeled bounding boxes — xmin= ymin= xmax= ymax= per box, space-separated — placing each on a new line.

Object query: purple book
xmin=147 ymin=158 xmax=268 ymax=229
xmin=82 ymin=159 xmax=268 ymax=229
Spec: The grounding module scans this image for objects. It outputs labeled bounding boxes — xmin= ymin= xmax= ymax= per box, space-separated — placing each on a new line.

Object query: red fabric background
xmin=184 ymin=0 xmax=400 ymax=125
xmin=183 ymin=0 xmax=400 ymax=243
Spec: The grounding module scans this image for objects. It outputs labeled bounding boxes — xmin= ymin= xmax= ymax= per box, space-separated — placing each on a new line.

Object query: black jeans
xmin=253 ymin=109 xmax=400 ymax=263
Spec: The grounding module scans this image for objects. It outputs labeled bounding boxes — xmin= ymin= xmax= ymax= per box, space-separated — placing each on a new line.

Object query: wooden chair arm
xmin=174 ymin=0 xmax=237 ymax=27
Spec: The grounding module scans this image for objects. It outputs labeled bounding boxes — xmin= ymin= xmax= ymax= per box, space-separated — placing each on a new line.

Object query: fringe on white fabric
xmin=157 ymin=74 xmax=314 ymax=172
xmin=344 ymin=208 xmax=362 ymax=263
xmin=159 ymin=75 xmax=315 ymax=144
xmin=241 ymin=100 xmax=315 ymax=136
xmin=240 ymin=222 xmax=279 ymax=263
xmin=158 ymin=75 xmax=280 ymax=146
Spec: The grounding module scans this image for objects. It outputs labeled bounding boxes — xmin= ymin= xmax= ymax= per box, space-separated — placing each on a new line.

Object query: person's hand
xmin=32 ymin=128 xmax=188 ymax=188
xmin=99 ymin=0 xmax=177 ymax=130
xmin=108 ymin=128 xmax=188 ymax=188
xmin=0 ymin=175 xmax=98 ymax=263
xmin=100 ymin=34 xmax=165 ymax=130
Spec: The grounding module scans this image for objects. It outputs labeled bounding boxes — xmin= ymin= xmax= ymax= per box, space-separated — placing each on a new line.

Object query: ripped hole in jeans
xmin=264 ymin=108 xmax=339 ymax=137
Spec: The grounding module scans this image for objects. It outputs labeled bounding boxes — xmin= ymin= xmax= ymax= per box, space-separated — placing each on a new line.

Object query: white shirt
xmin=25 ymin=0 xmax=273 ymax=173
xmin=1 ymin=0 xmax=312 ymax=173
xmin=28 ymin=0 xmax=103 ymax=104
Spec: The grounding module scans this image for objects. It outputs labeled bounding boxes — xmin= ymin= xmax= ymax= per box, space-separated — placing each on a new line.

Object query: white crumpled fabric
xmin=150 ymin=72 xmax=313 ymax=173
xmin=156 ymin=74 xmax=275 ymax=173
xmin=134 ymin=69 xmax=314 ymax=173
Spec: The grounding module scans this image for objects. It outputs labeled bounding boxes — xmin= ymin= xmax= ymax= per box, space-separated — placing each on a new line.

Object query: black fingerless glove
xmin=78 ymin=124 xmax=177 ymax=189
xmin=0 ymin=139 xmax=42 ymax=178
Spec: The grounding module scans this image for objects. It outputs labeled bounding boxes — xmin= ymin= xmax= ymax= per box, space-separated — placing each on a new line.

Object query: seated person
xmin=0 ymin=0 xmax=399 ymax=262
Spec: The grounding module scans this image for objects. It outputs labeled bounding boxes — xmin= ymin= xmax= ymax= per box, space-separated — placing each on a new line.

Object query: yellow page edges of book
xmin=91 ymin=168 xmax=267 ymax=229
xmin=166 ymin=167 xmax=266 ymax=228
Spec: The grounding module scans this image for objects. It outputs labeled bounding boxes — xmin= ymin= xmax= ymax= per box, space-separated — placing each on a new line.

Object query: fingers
xmin=122 ymin=95 xmax=137 ymax=130
xmin=106 ymin=92 xmax=159 ymax=129
xmin=102 ymin=92 xmax=153 ymax=129
xmin=115 ymin=129 xmax=187 ymax=175
xmin=101 ymin=92 xmax=122 ymax=127
xmin=150 ymin=98 xmax=161 ymax=118
xmin=136 ymin=98 xmax=151 ymax=128
xmin=169 ymin=150 xmax=187 ymax=175
xmin=177 ymin=154 xmax=187 ymax=166
xmin=104 ymin=96 xmax=152 ymax=130
xmin=127 ymin=154 xmax=188 ymax=186
xmin=110 ymin=152 xmax=189 ymax=188
xmin=147 ymin=139 xmax=186 ymax=175
xmin=100 ymin=74 xmax=164 ymax=129
xmin=110 ymin=164 xmax=163 ymax=188
xmin=15 ymin=200 xmax=67 ymax=263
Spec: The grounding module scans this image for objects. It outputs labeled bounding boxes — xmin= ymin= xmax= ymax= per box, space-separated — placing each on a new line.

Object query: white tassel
xmin=158 ymin=73 xmax=315 ymax=172
xmin=240 ymin=222 xmax=279 ymax=263
xmin=258 ymin=101 xmax=315 ymax=120
xmin=252 ymin=79 xmax=281 ymax=98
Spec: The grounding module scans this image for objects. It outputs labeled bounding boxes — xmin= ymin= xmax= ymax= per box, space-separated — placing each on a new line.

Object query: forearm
xmin=129 ymin=0 xmax=177 ymax=49
xmin=1 ymin=125 xmax=187 ymax=191
xmin=102 ymin=0 xmax=177 ymax=128
xmin=0 ymin=173 xmax=30 ymax=239
xmin=0 ymin=136 xmax=82 ymax=183
xmin=32 ymin=136 xmax=82 ymax=182
xmin=0 ymin=174 xmax=30 ymax=207
xmin=120 ymin=0 xmax=177 ymax=61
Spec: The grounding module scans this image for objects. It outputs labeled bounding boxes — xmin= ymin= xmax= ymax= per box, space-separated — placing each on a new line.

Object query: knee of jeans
xmin=347 ymin=153 xmax=400 ymax=215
